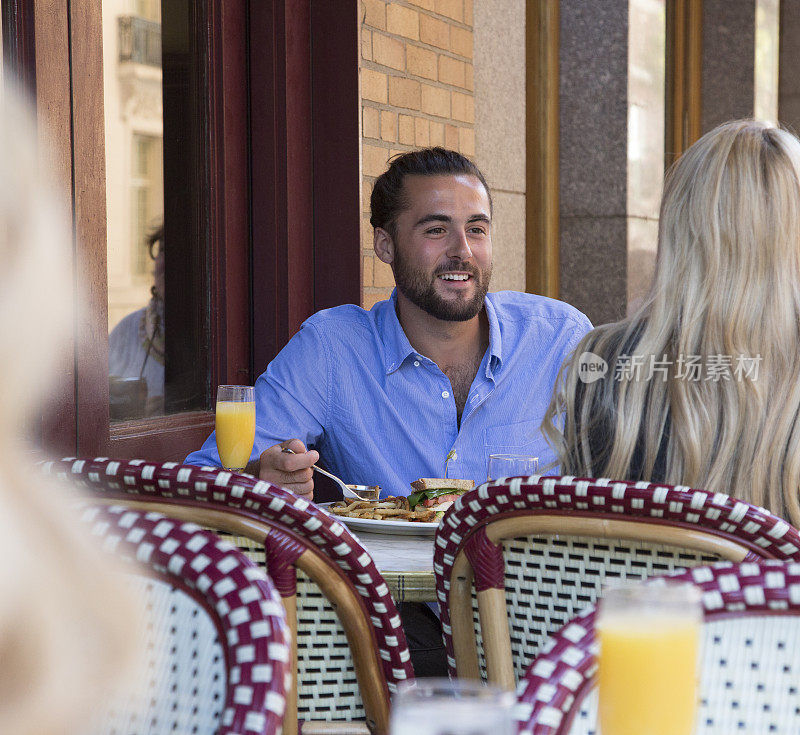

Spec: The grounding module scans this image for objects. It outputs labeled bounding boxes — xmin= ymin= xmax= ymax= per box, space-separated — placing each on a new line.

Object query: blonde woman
xmin=544 ymin=120 xmax=800 ymax=526
xmin=0 ymin=85 xmax=138 ymax=732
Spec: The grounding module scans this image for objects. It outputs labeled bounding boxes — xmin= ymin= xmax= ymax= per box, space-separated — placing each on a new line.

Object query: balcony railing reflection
xmin=118 ymin=16 xmax=161 ymax=68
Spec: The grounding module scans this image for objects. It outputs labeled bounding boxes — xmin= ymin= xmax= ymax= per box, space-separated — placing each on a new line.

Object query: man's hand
xmin=255 ymin=439 xmax=319 ymax=500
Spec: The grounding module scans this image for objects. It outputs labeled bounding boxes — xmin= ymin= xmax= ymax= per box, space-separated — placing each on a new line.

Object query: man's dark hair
xmin=369 ymin=147 xmax=492 ymax=241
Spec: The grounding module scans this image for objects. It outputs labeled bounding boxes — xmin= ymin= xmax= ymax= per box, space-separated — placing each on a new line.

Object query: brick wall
xmin=360 ymin=0 xmax=475 ymax=308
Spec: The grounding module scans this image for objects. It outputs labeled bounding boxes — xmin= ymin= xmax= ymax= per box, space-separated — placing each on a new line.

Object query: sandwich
xmin=407 ymin=478 xmax=475 ymax=516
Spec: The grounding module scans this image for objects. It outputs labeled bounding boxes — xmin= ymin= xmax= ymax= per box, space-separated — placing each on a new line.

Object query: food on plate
xmin=408 ymin=478 xmax=475 ymax=517
xmin=329 ymin=497 xmax=439 ymax=523
xmin=329 ymin=479 xmax=475 ymax=523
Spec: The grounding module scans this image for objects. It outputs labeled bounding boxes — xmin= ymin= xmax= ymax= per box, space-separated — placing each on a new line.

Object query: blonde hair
xmin=544 ymin=120 xmax=800 ymax=526
xmin=0 ymin=84 xmax=139 ymax=733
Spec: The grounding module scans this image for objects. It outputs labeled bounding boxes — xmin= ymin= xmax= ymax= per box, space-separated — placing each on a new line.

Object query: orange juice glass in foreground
xmin=597 ymin=582 xmax=702 ymax=735
xmin=215 ymin=385 xmax=255 ymax=471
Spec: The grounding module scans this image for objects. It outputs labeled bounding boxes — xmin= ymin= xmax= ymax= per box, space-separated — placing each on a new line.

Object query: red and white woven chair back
xmin=47 ymin=457 xmax=414 ymax=731
xmin=434 ymin=476 xmax=800 ymax=683
xmin=81 ymin=504 xmax=289 ymax=735
xmin=515 ymin=561 xmax=800 ymax=735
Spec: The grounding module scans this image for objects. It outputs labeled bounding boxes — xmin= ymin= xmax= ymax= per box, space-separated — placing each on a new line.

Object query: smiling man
xmin=186 ymin=147 xmax=592 ymax=497
xmin=185 ymin=148 xmax=591 ymax=677
xmin=374 ymin=170 xmax=494 ymax=426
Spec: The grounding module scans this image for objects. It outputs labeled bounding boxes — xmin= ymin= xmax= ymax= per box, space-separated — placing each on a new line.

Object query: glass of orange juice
xmin=597 ymin=581 xmax=702 ymax=735
xmin=215 ymin=385 xmax=256 ymax=472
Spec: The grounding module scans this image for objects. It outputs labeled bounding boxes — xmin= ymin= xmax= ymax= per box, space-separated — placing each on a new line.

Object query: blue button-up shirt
xmin=186 ymin=290 xmax=591 ymax=496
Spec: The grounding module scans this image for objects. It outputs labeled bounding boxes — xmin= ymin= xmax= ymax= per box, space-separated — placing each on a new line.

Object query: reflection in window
xmin=105 ymin=1 xmax=210 ymax=422
xmin=104 ymin=0 xmax=164 ymax=420
xmin=131 ymin=134 xmax=163 ymax=277
xmin=108 ymin=225 xmax=164 ymax=418
xmin=135 ymin=0 xmax=161 ymax=23
xmin=755 ymin=0 xmax=779 ymax=124
xmin=627 ymin=0 xmax=665 ymax=315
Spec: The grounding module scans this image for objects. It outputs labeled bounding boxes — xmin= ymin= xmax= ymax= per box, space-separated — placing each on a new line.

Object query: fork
xmin=281 ymin=447 xmax=374 ymax=501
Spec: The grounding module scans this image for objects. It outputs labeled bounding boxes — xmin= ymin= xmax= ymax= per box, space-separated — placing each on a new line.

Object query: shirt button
xmin=442 ymin=390 xmax=450 ymax=398
xmin=451 ymin=451 xmax=458 ymax=460
xmin=414 ymin=360 xmax=420 ymax=367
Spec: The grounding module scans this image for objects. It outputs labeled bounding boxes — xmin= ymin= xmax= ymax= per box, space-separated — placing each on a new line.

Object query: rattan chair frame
xmin=81 ymin=504 xmax=290 ymax=735
xmin=434 ymin=476 xmax=800 ymax=690
xmin=47 ymin=457 xmax=415 ymax=735
xmin=514 ymin=560 xmax=800 ymax=735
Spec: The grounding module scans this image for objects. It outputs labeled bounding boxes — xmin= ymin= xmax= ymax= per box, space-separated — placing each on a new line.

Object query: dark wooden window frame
xmin=6 ymin=0 xmax=360 ymax=462
xmin=250 ymin=1 xmax=361 ymax=374
xmin=525 ymin=0 xmax=560 ymax=299
xmin=665 ymin=0 xmax=703 ymax=166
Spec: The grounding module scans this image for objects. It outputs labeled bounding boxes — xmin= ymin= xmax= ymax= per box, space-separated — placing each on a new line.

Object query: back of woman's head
xmin=545 ymin=120 xmax=800 ymax=526
xmin=651 ymin=121 xmax=800 ymax=359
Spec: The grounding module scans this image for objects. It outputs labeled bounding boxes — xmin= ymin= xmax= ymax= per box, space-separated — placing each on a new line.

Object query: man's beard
xmin=393 ymin=250 xmax=492 ymax=322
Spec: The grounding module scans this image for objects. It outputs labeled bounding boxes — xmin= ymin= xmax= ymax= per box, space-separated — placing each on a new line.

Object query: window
xmin=754 ymin=0 xmax=779 ymax=124
xmin=5 ymin=0 xmax=358 ymax=461
xmin=135 ymin=0 xmax=160 ymax=23
xmin=627 ymin=0 xmax=666 ymax=314
xmin=130 ymin=134 xmax=163 ymax=279
xmin=104 ymin=2 xmax=169 ymax=421
xmin=58 ymin=0 xmax=247 ymax=457
xmin=105 ymin=1 xmax=215 ymax=423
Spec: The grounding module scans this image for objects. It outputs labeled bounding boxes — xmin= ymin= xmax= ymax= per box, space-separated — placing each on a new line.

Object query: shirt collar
xmin=381 ymin=290 xmax=418 ymax=374
xmin=484 ymin=293 xmax=503 ymax=376
xmin=380 ymin=289 xmax=504 ymax=375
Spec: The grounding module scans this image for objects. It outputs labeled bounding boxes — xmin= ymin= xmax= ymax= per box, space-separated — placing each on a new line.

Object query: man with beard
xmin=185 ymin=148 xmax=591 ymax=677
xmin=186 ymin=148 xmax=591 ymax=497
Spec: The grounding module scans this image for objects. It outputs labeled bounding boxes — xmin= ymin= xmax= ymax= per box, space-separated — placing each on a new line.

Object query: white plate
xmin=320 ymin=504 xmax=438 ymax=536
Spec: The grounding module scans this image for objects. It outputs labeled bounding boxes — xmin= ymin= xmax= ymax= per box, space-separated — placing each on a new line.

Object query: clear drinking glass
xmin=390 ymin=679 xmax=514 ymax=735
xmin=597 ymin=581 xmax=703 ymax=735
xmin=215 ymin=385 xmax=255 ymax=471
xmin=486 ymin=453 xmax=539 ymax=481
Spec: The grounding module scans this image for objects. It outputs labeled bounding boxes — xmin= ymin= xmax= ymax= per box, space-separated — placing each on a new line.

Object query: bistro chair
xmin=433 ymin=475 xmax=800 ymax=689
xmin=514 ymin=561 xmax=800 ymax=735
xmin=79 ymin=504 xmax=290 ymax=735
xmin=46 ymin=457 xmax=415 ymax=735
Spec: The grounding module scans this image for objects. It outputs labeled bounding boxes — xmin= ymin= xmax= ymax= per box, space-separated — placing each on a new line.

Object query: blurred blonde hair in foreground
xmin=0 ymin=83 xmax=139 ymax=733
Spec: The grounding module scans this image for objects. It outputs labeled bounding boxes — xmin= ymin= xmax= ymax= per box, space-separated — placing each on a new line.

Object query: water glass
xmin=597 ymin=581 xmax=702 ymax=735
xmin=215 ymin=385 xmax=255 ymax=471
xmin=390 ymin=679 xmax=514 ymax=735
xmin=486 ymin=453 xmax=539 ymax=481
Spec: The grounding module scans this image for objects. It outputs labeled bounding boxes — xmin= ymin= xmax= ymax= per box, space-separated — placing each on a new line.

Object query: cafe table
xmin=344 ymin=524 xmax=437 ymax=603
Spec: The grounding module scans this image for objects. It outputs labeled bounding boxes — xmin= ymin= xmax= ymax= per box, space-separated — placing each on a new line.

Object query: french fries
xmin=329 ymin=497 xmax=438 ymax=523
